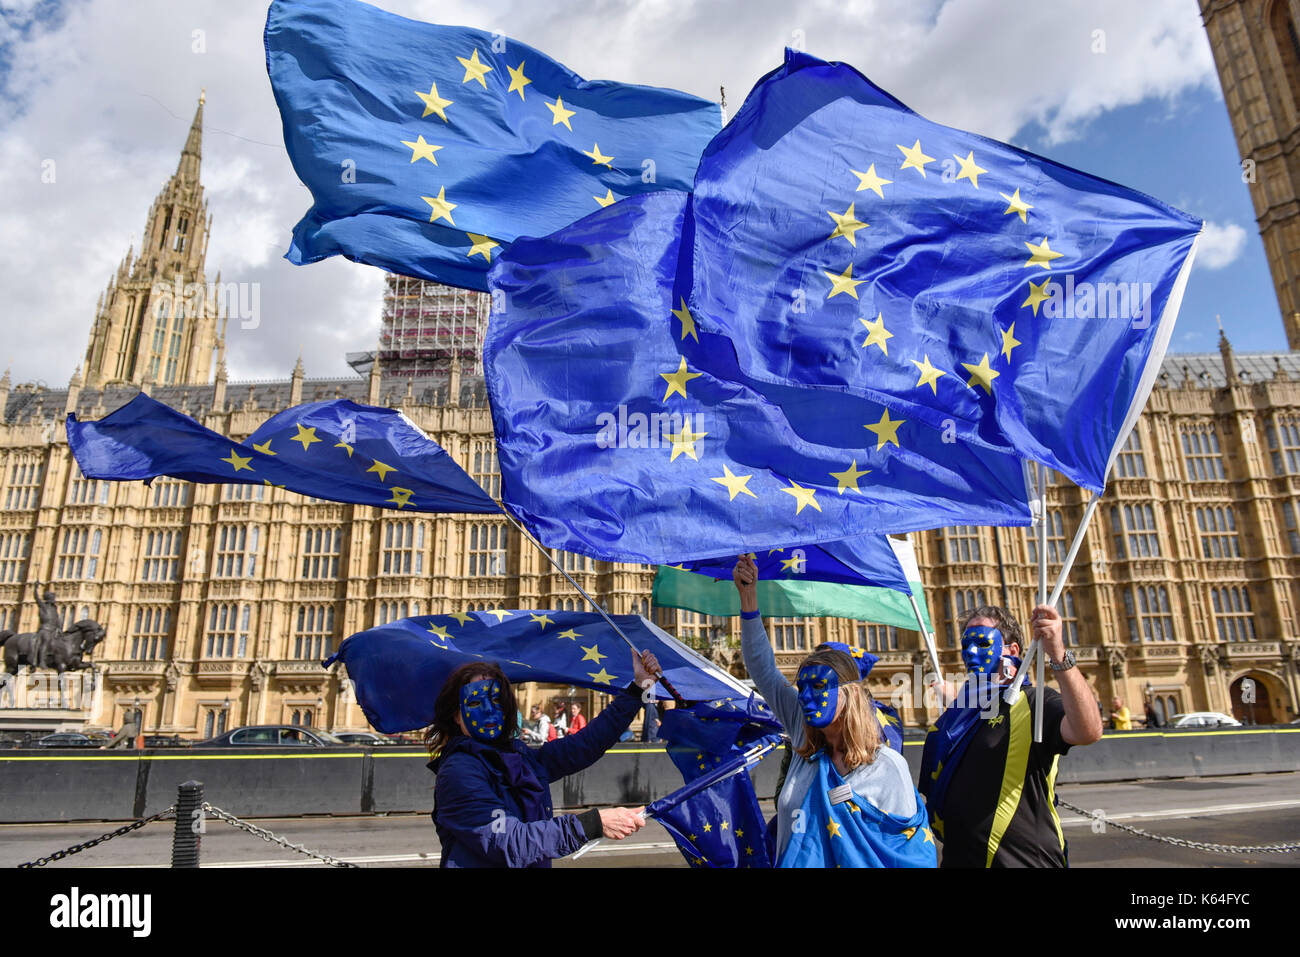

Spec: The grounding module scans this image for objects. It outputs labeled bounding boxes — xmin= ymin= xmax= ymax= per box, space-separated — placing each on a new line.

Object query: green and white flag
xmin=652 ymin=537 xmax=932 ymax=633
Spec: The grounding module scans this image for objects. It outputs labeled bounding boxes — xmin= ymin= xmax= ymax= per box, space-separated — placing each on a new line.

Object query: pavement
xmin=1 ymin=771 xmax=1297 ymax=868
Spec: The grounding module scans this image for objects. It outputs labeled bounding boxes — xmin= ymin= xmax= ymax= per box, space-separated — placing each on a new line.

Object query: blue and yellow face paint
xmin=960 ymin=626 xmax=1003 ymax=675
xmin=460 ymin=677 xmax=505 ymax=742
xmin=796 ymin=663 xmax=840 ymax=728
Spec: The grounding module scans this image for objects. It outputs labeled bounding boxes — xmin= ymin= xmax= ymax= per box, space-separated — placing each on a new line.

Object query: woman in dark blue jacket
xmin=428 ymin=650 xmax=658 ymax=867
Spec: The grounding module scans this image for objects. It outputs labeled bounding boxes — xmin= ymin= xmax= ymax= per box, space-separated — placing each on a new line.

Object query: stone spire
xmin=177 ymin=89 xmax=204 ymax=185
xmin=64 ymin=366 xmax=83 ymax=416
xmin=290 ymin=353 xmax=304 ymax=405
xmin=1217 ymin=316 xmax=1238 ymax=387
xmin=0 ymin=367 xmax=10 ymax=422
xmin=367 ymin=354 xmax=382 ymax=404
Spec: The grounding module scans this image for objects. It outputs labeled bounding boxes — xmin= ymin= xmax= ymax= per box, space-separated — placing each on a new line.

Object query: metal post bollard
xmin=171 ymin=780 xmax=203 ymax=868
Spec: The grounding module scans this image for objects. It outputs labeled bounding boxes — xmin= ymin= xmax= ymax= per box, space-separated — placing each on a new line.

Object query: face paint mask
xmin=460 ymin=677 xmax=505 ymax=742
xmin=961 ymin=626 xmax=1004 ymax=675
xmin=796 ymin=663 xmax=840 ymax=728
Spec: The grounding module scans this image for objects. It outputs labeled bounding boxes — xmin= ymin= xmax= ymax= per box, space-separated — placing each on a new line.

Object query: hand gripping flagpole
xmin=496 ymin=503 xmax=687 ymax=706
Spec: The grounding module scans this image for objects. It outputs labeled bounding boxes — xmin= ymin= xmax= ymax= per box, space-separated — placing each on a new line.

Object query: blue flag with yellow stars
xmin=485 ymin=190 xmax=1033 ymax=565
xmin=676 ymin=535 xmax=910 ymax=591
xmin=779 ymin=750 xmax=937 ymax=868
xmin=325 ymin=611 xmax=751 ymax=733
xmin=682 ymin=49 xmax=1202 ymax=493
xmin=658 ymin=696 xmax=784 ymax=782
xmin=647 ymin=749 xmax=775 ymax=868
xmin=265 ymin=0 xmax=721 ymax=291
xmin=65 ymin=393 xmax=500 ymax=514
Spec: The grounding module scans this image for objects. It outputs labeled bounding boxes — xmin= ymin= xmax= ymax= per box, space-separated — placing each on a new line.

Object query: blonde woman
xmin=733 ymin=555 xmax=935 ymax=867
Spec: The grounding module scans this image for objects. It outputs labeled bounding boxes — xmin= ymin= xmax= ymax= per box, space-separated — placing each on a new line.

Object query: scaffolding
xmin=376 ymin=274 xmax=490 ymax=379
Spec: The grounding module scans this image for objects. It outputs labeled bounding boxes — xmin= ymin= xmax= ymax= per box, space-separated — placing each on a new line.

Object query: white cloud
xmin=1196 ymin=220 xmax=1248 ymax=270
xmin=0 ymin=0 xmax=1223 ymax=386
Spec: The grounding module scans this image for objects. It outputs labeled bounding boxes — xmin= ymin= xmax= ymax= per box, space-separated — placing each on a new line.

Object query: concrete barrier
xmin=2 ymin=726 xmax=1297 ymax=822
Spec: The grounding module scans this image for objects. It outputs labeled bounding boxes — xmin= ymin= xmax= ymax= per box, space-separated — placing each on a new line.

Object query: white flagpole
xmin=908 ymin=593 xmax=943 ymax=691
xmin=1034 ymin=463 xmax=1048 ymax=741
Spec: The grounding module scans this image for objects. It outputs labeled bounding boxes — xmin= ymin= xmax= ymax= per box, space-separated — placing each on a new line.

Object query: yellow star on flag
xmin=823 ymin=263 xmax=864 ymax=300
xmin=865 ymin=409 xmax=904 ymax=450
xmin=1024 ymin=237 xmax=1064 ymax=270
xmin=660 ymin=357 xmax=702 ymax=401
xmin=922 ymin=826 xmax=935 ymax=844
xmin=447 ymin=612 xmax=474 ymax=626
xmin=952 ymin=151 xmax=987 ymax=187
xmin=962 ymin=353 xmax=1000 ymax=394
xmin=702 ymin=822 xmax=712 ymax=833
xmin=426 ymin=623 xmax=450 ymax=640
xmin=583 ymin=142 xmax=613 ymax=168
xmin=1000 ymin=323 xmax=1022 ymax=363
xmin=334 ymin=441 xmax=353 ymax=457
xmin=466 ymin=233 xmax=499 ymax=262
xmin=827 ymin=820 xmax=843 ymax=838
xmin=252 ymin=440 xmax=275 ymax=456
xmin=415 ymin=82 xmax=452 ymax=122
xmin=1021 ymin=278 xmax=1051 ymax=315
xmin=580 ymin=644 xmax=607 ymax=664
xmin=387 ymin=487 xmax=414 ymax=508
xmin=291 ymin=424 xmax=321 ymax=451
xmin=897 ymin=139 xmax=935 ymax=177
xmin=457 ymin=48 xmax=493 ymax=88
xmin=545 ymin=96 xmax=576 ymax=130
xmin=556 ymin=628 xmax=581 ymax=640
xmin=529 ymin=612 xmax=554 ymax=630
xmin=903 ymin=826 xmax=917 ymax=840
xmin=401 ymin=134 xmax=442 ymax=165
xmin=829 ymin=460 xmax=870 ymax=494
xmin=594 ymin=189 xmax=616 ymax=208
xmin=711 ymin=464 xmax=757 ymax=501
xmin=781 ymin=481 xmax=821 ymax=515
xmin=780 ymin=556 xmax=802 ymax=572
xmin=422 ymin=187 xmax=457 ymax=226
xmin=911 ymin=355 xmax=946 ymax=394
xmin=858 ymin=313 xmax=893 ymax=354
xmin=851 ymin=163 xmax=892 ymax=198
xmin=587 ymin=668 xmax=616 ymax=685
xmin=483 ymin=609 xmax=512 ymax=623
xmin=671 ymin=298 xmax=698 ymax=342
xmin=367 ymin=460 xmax=396 ymax=482
xmin=222 ymin=449 xmax=253 ymax=473
xmin=827 ymin=202 xmax=867 ymax=246
xmin=506 ymin=61 xmax=531 ymax=100
xmin=1000 ymin=188 xmax=1032 ymax=223
xmin=665 ymin=425 xmax=707 ymax=462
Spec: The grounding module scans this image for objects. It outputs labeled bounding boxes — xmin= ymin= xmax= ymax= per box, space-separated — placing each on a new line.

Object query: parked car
xmin=333 ymin=731 xmax=398 ymax=746
xmin=1168 ymin=712 xmax=1242 ymax=729
xmin=192 ymin=725 xmax=348 ymax=747
xmin=143 ymin=734 xmax=191 ymax=748
xmin=33 ymin=732 xmax=100 ymax=748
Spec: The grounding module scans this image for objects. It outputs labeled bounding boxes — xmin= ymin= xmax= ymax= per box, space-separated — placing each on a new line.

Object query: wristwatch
xmin=1048 ymin=649 xmax=1077 ymax=672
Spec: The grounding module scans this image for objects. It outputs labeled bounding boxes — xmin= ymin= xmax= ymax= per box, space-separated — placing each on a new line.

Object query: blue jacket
xmin=430 ymin=690 xmax=641 ymax=867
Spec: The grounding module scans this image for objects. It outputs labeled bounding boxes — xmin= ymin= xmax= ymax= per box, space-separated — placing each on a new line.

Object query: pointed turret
xmin=1217 ymin=316 xmax=1238 ymax=387
xmin=0 ymin=367 xmax=10 ymax=422
xmin=177 ymin=90 xmax=204 ymax=184
xmin=290 ymin=352 xmax=304 ymax=405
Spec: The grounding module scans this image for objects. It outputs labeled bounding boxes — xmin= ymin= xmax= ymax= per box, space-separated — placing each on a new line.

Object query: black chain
xmin=17 ymin=806 xmax=177 ymax=868
xmin=1059 ymin=798 xmax=1300 ymax=855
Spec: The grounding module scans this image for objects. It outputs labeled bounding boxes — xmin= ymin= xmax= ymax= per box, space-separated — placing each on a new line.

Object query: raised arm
xmin=1032 ymin=604 xmax=1103 ymax=747
xmin=733 ymin=555 xmax=804 ymax=745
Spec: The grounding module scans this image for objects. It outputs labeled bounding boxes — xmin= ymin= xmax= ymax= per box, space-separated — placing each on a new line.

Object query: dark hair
xmin=424 ymin=661 xmax=518 ymax=757
xmin=960 ymin=605 xmax=1024 ymax=652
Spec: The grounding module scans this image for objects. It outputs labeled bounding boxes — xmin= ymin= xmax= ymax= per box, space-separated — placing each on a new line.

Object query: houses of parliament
xmin=3 ymin=1 xmax=1300 ymax=737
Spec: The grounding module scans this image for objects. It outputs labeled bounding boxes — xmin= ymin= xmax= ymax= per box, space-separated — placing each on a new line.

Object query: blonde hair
xmin=793 ymin=648 xmax=881 ymax=768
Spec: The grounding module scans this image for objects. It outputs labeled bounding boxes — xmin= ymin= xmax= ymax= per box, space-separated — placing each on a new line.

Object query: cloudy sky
xmin=0 ymin=0 xmax=1279 ymax=388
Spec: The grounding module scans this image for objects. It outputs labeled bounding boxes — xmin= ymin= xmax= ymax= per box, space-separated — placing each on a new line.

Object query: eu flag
xmin=658 ymin=696 xmax=784 ymax=783
xmin=66 ymin=393 xmax=499 ymax=514
xmin=325 ymin=611 xmax=752 ymax=733
xmin=683 ymin=49 xmax=1202 ymax=492
xmin=677 ymin=535 xmax=911 ymax=591
xmin=265 ymin=0 xmax=721 ymax=291
xmin=485 ymin=190 xmax=1033 ymax=565
xmin=647 ymin=749 xmax=775 ymax=869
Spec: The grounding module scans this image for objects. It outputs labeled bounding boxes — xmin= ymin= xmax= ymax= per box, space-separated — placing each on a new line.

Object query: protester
xmin=1110 ymin=696 xmax=1132 ymax=731
xmin=568 ymin=702 xmax=588 ymax=736
xmin=551 ymin=702 xmax=568 ymax=738
xmin=427 ymin=653 xmax=658 ymax=867
xmin=733 ymin=555 xmax=935 ymax=867
xmin=640 ymin=700 xmax=661 ymax=743
xmin=1144 ymin=698 xmax=1162 ymax=729
xmin=920 ymin=604 xmax=1104 ymax=867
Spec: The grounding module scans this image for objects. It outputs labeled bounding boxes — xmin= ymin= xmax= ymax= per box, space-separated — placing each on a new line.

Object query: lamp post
xmin=222 ymin=696 xmax=231 ymax=735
